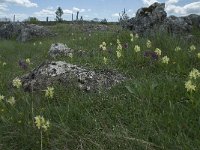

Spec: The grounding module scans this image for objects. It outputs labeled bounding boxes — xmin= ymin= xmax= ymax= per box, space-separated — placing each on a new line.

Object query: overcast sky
xmin=0 ymin=0 xmax=200 ymax=21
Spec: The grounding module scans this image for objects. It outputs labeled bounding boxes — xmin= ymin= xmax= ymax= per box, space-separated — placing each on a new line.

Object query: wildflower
xmin=175 ymin=46 xmax=181 ymax=52
xmin=103 ymin=57 xmax=108 ymax=64
xmin=45 ymin=87 xmax=54 ymax=99
xmin=130 ymin=33 xmax=134 ymax=42
xmin=161 ymin=56 xmax=170 ymax=64
xmin=197 ymin=53 xmax=200 ymax=58
xmin=12 ymin=78 xmax=22 ymax=89
xmin=146 ymin=40 xmax=152 ymax=48
xmin=117 ymin=39 xmax=121 ymax=45
xmin=117 ymin=44 xmax=122 ymax=51
xmin=185 ymin=80 xmax=196 ymax=92
xmin=134 ymin=45 xmax=141 ymax=52
xmin=190 ymin=45 xmax=196 ymax=51
xmin=189 ymin=68 xmax=200 ymax=80
xmin=18 ymin=60 xmax=28 ymax=70
xmin=155 ymin=48 xmax=162 ymax=56
xmin=2 ymin=62 xmax=6 ymax=66
xmin=144 ymin=51 xmax=158 ymax=60
xmin=99 ymin=42 xmax=107 ymax=51
xmin=39 ymin=42 xmax=42 ymax=45
xmin=7 ymin=96 xmax=15 ymax=105
xmin=33 ymin=42 xmax=36 ymax=46
xmin=135 ymin=34 xmax=139 ymax=39
xmin=34 ymin=115 xmax=50 ymax=131
xmin=68 ymin=53 xmax=73 ymax=58
xmin=0 ymin=95 xmax=5 ymax=102
xmin=116 ymin=51 xmax=122 ymax=58
xmin=25 ymin=58 xmax=31 ymax=65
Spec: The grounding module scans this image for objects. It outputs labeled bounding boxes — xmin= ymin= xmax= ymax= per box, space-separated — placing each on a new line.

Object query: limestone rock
xmin=0 ymin=22 xmax=54 ymax=42
xmin=48 ymin=43 xmax=74 ymax=58
xmin=20 ymin=61 xmax=126 ymax=92
xmin=126 ymin=2 xmax=198 ymax=36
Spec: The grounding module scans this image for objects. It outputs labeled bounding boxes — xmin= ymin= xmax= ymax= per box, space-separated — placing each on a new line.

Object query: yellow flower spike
xmin=135 ymin=34 xmax=139 ymax=39
xmin=7 ymin=96 xmax=16 ymax=106
xmin=190 ymin=45 xmax=196 ymax=51
xmin=185 ymin=80 xmax=196 ymax=92
xmin=25 ymin=58 xmax=31 ymax=64
xmin=146 ymin=40 xmax=152 ymax=48
xmin=116 ymin=51 xmax=122 ymax=58
xmin=189 ymin=68 xmax=200 ymax=80
xmin=0 ymin=95 xmax=5 ymax=102
xmin=134 ymin=45 xmax=141 ymax=53
xmin=34 ymin=115 xmax=50 ymax=131
xmin=197 ymin=53 xmax=200 ymax=59
xmin=12 ymin=78 xmax=22 ymax=89
xmin=103 ymin=57 xmax=108 ymax=64
xmin=2 ymin=62 xmax=6 ymax=66
xmin=175 ymin=46 xmax=181 ymax=52
xmin=155 ymin=48 xmax=162 ymax=56
xmin=45 ymin=87 xmax=54 ymax=99
xmin=161 ymin=56 xmax=170 ymax=64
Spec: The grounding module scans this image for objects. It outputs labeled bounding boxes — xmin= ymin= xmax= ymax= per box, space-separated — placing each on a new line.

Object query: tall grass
xmin=0 ymin=23 xmax=200 ymax=149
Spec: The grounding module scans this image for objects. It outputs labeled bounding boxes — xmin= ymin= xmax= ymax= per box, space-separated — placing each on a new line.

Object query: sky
xmin=0 ymin=0 xmax=200 ymax=22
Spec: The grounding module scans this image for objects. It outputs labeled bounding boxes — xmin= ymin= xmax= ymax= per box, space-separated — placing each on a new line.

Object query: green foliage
xmin=25 ymin=17 xmax=39 ymax=24
xmin=0 ymin=23 xmax=200 ymax=149
xmin=55 ymin=7 xmax=64 ymax=22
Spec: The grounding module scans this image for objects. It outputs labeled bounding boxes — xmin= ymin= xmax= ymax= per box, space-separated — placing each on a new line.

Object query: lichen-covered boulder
xmin=20 ymin=61 xmax=126 ymax=92
xmin=48 ymin=43 xmax=74 ymax=58
xmin=0 ymin=22 xmax=54 ymax=42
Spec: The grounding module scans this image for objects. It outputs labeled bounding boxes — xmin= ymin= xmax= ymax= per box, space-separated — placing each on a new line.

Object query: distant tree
xmin=55 ymin=7 xmax=64 ymax=22
xmin=119 ymin=8 xmax=130 ymax=28
xmin=101 ymin=18 xmax=108 ymax=24
xmin=25 ymin=17 xmax=39 ymax=24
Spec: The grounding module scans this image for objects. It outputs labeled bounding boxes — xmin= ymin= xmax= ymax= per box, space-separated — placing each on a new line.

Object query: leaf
xmin=125 ymin=85 xmax=134 ymax=94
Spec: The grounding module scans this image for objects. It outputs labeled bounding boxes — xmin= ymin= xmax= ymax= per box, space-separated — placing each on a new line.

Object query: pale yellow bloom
xmin=185 ymin=80 xmax=196 ymax=92
xmin=135 ymin=34 xmax=139 ymax=39
xmin=39 ymin=42 xmax=42 ymax=45
xmin=161 ymin=56 xmax=170 ymax=64
xmin=116 ymin=51 xmax=122 ymax=58
xmin=175 ymin=46 xmax=181 ymax=52
xmin=25 ymin=58 xmax=31 ymax=64
xmin=34 ymin=115 xmax=50 ymax=131
xmin=0 ymin=95 xmax=5 ymax=101
xmin=99 ymin=42 xmax=107 ymax=51
xmin=68 ymin=53 xmax=73 ymax=58
xmin=2 ymin=62 xmax=6 ymax=66
xmin=117 ymin=44 xmax=122 ymax=51
xmin=146 ymin=40 xmax=152 ymax=48
xmin=155 ymin=48 xmax=162 ymax=56
xmin=117 ymin=39 xmax=121 ymax=45
xmin=103 ymin=57 xmax=108 ymax=64
xmin=130 ymin=33 xmax=134 ymax=42
xmin=7 ymin=96 xmax=15 ymax=105
xmin=134 ymin=45 xmax=141 ymax=52
xmin=190 ymin=45 xmax=196 ymax=51
xmin=197 ymin=53 xmax=200 ymax=58
xmin=189 ymin=68 xmax=200 ymax=80
xmin=12 ymin=78 xmax=22 ymax=89
xmin=45 ymin=87 xmax=54 ymax=99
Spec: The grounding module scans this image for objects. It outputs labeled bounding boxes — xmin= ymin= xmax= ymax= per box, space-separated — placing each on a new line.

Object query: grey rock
xmin=20 ymin=61 xmax=126 ymax=92
xmin=126 ymin=2 xmax=199 ymax=36
xmin=48 ymin=43 xmax=74 ymax=58
xmin=0 ymin=22 xmax=54 ymax=42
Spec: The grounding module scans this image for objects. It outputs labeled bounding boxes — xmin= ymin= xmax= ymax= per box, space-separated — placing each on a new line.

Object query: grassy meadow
xmin=0 ymin=23 xmax=200 ymax=149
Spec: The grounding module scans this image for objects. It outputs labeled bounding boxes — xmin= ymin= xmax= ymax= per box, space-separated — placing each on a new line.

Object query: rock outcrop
xmin=20 ymin=61 xmax=126 ymax=92
xmin=48 ymin=43 xmax=74 ymax=58
xmin=125 ymin=2 xmax=199 ymax=36
xmin=0 ymin=22 xmax=54 ymax=42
